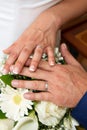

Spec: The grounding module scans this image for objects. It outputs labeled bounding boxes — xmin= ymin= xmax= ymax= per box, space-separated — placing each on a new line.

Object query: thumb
xmin=3 ymin=45 xmax=13 ymax=54
xmin=60 ymin=43 xmax=81 ymax=67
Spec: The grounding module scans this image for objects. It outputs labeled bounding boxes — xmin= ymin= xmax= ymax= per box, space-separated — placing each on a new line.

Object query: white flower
xmin=0 ymin=119 xmax=14 ymax=130
xmin=0 ymin=87 xmax=33 ymax=121
xmin=0 ymin=54 xmax=8 ymax=74
xmin=0 ymin=53 xmax=79 ymax=130
xmin=71 ymin=117 xmax=79 ymax=130
xmin=13 ymin=111 xmax=38 ymax=130
xmin=35 ymin=101 xmax=67 ymax=126
xmin=63 ymin=116 xmax=79 ymax=130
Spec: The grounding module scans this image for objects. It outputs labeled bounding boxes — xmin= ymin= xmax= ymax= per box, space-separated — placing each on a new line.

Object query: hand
xmin=11 ymin=44 xmax=87 ymax=108
xmin=3 ymin=9 xmax=59 ymax=74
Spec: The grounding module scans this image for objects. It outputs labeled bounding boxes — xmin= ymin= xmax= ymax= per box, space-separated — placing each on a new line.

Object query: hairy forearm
xmin=49 ymin=0 xmax=87 ymax=28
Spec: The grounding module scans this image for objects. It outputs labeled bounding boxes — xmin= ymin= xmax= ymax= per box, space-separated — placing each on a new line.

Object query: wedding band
xmin=37 ymin=44 xmax=44 ymax=49
xmin=44 ymin=82 xmax=48 ymax=91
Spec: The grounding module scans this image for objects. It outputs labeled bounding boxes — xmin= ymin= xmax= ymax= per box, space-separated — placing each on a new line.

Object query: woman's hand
xmin=3 ymin=9 xmax=59 ymax=74
xmin=11 ymin=44 xmax=87 ymax=108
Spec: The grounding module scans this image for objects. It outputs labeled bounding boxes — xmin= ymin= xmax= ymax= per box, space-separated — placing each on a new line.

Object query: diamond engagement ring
xmin=44 ymin=82 xmax=48 ymax=91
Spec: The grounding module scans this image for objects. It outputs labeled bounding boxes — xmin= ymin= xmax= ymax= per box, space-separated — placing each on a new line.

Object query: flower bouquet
xmin=0 ymin=48 xmax=79 ymax=130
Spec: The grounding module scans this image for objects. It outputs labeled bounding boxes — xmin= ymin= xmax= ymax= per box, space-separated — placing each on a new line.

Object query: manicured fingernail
xmin=2 ymin=69 xmax=8 ymax=74
xmin=62 ymin=43 xmax=67 ymax=50
xmin=10 ymin=66 xmax=14 ymax=72
xmin=29 ymin=65 xmax=35 ymax=72
xmin=23 ymin=93 xmax=29 ymax=99
xmin=12 ymin=80 xmax=18 ymax=87
xmin=50 ymin=61 xmax=55 ymax=66
xmin=13 ymin=67 xmax=19 ymax=74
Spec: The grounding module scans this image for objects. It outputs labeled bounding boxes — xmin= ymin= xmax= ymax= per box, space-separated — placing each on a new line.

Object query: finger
xmin=20 ymin=67 xmax=50 ymax=80
xmin=3 ymin=45 xmax=14 ymax=54
xmin=29 ymin=44 xmax=44 ymax=71
xmin=25 ymin=59 xmax=53 ymax=72
xmin=3 ymin=52 xmax=19 ymax=74
xmin=12 ymin=80 xmax=49 ymax=91
xmin=29 ymin=37 xmax=49 ymax=72
xmin=12 ymin=43 xmax=35 ymax=74
xmin=61 ymin=43 xmax=81 ymax=67
xmin=3 ymin=41 xmax=24 ymax=73
xmin=47 ymin=46 xmax=55 ymax=66
xmin=25 ymin=58 xmax=31 ymax=66
xmin=3 ymin=42 xmax=18 ymax=54
xmin=24 ymin=91 xmax=51 ymax=102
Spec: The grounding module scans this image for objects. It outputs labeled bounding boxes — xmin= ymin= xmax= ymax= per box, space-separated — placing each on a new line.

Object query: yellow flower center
xmin=13 ymin=94 xmax=22 ymax=105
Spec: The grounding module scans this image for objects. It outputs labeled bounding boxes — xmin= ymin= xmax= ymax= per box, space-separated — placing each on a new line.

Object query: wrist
xmin=47 ymin=8 xmax=62 ymax=30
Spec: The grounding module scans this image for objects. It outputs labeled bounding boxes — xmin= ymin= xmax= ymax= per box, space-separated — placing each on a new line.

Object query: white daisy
xmin=0 ymin=87 xmax=33 ymax=121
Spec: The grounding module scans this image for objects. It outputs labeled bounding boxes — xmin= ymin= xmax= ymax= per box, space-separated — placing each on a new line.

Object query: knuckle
xmin=11 ymin=52 xmax=18 ymax=59
xmin=40 ymin=93 xmax=45 ymax=100
xmin=48 ymin=51 xmax=54 ymax=57
xmin=31 ymin=60 xmax=38 ymax=66
xmin=5 ymin=59 xmax=12 ymax=66
xmin=36 ymin=47 xmax=43 ymax=54
xmin=18 ymin=80 xmax=24 ymax=88
xmin=33 ymin=81 xmax=38 ymax=89
xmin=23 ymin=47 xmax=30 ymax=54
xmin=34 ymin=94 xmax=38 ymax=100
xmin=34 ymin=93 xmax=42 ymax=101
xmin=49 ymin=56 xmax=55 ymax=61
xmin=4 ymin=63 xmax=10 ymax=69
xmin=16 ymin=60 xmax=23 ymax=66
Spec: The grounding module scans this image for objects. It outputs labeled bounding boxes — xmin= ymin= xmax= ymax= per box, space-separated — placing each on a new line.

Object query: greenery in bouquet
xmin=0 ymin=48 xmax=79 ymax=130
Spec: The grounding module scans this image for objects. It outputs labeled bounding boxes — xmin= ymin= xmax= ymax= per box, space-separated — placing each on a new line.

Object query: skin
xmin=11 ymin=44 xmax=87 ymax=108
xmin=3 ymin=9 xmax=58 ymax=74
xmin=3 ymin=0 xmax=87 ymax=74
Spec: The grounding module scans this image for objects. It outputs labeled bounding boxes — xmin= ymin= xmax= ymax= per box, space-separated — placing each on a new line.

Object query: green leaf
xmin=0 ymin=110 xmax=7 ymax=119
xmin=0 ymin=74 xmax=14 ymax=86
xmin=0 ymin=74 xmax=32 ymax=87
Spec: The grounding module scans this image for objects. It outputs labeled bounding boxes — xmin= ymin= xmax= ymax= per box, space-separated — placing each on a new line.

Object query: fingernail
xmin=62 ymin=43 xmax=67 ymax=50
xmin=10 ymin=66 xmax=14 ymax=72
xmin=2 ymin=69 xmax=8 ymax=74
xmin=11 ymin=80 xmax=18 ymax=87
xmin=13 ymin=67 xmax=19 ymax=74
xmin=23 ymin=93 xmax=30 ymax=99
xmin=50 ymin=61 xmax=55 ymax=66
xmin=29 ymin=65 xmax=35 ymax=72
